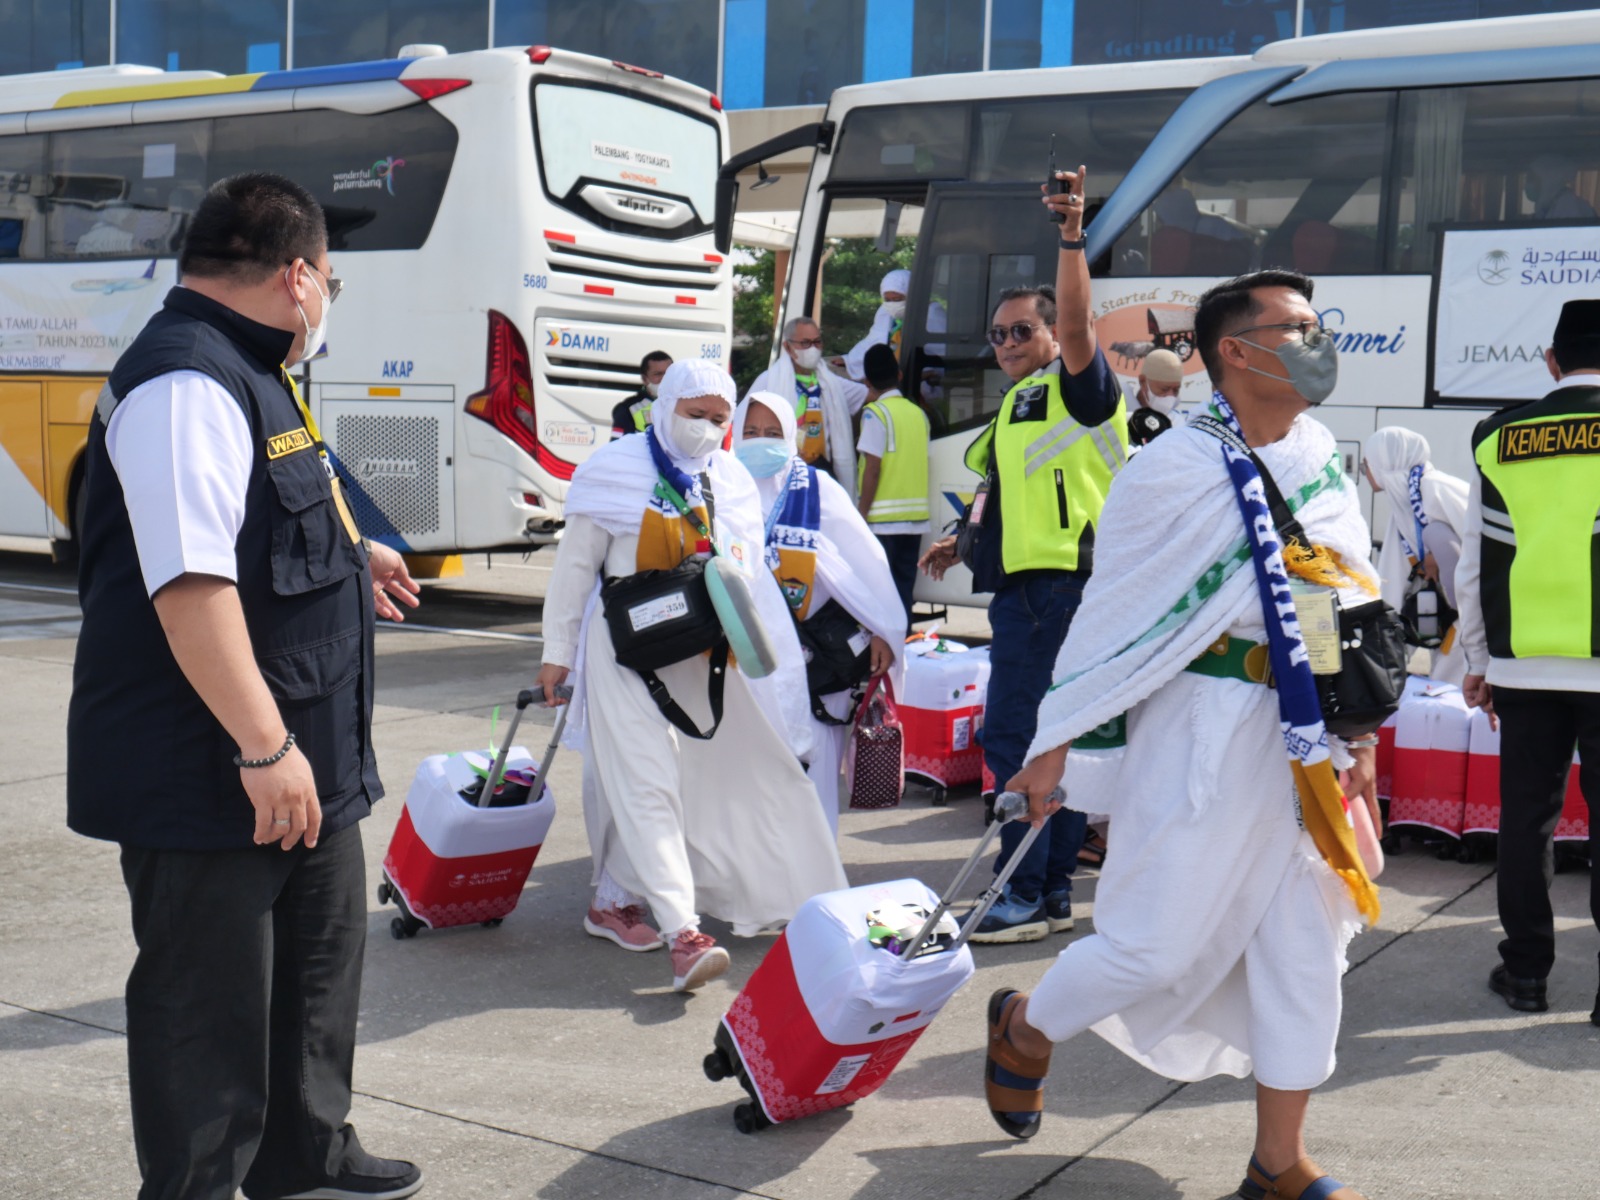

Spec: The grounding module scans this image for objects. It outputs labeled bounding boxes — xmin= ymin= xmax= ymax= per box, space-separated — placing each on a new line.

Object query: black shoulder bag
xmin=795 ymin=599 xmax=875 ymax=725
xmin=599 ymin=474 xmax=729 ymax=740
xmin=1192 ymin=414 xmax=1408 ymax=738
xmin=1399 ymin=566 xmax=1457 ymax=650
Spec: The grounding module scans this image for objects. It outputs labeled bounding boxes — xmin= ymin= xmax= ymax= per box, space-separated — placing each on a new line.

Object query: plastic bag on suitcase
xmin=846 ymin=676 xmax=903 ymax=810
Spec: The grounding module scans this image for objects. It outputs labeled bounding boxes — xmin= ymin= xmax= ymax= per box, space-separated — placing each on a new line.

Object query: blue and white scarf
xmin=1396 ymin=463 xmax=1429 ymax=563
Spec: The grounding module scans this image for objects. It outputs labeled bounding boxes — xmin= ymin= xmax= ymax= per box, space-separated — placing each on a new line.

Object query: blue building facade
xmin=4 ymin=0 xmax=1592 ymax=108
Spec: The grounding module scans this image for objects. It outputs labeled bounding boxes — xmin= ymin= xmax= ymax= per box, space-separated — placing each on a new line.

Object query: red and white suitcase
xmin=1387 ymin=685 xmax=1472 ymax=839
xmin=1462 ymin=706 xmax=1502 ymax=839
xmin=377 ymin=688 xmax=565 ymax=939
xmin=899 ymin=635 xmax=991 ymax=804
xmin=703 ymin=791 xmax=1046 ymax=1132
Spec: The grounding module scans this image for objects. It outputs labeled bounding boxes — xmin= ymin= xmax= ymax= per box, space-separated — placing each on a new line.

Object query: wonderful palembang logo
xmin=1477 ymin=249 xmax=1513 ymax=285
xmin=332 ymin=155 xmax=407 ymax=195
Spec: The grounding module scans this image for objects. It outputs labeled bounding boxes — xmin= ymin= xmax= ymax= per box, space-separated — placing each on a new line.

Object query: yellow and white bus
xmin=0 ymin=44 xmax=731 ymax=559
xmin=722 ymin=10 xmax=1600 ymax=605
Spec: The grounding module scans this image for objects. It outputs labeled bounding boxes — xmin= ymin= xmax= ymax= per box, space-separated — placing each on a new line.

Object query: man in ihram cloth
xmin=984 ymin=270 xmax=1383 ymax=1200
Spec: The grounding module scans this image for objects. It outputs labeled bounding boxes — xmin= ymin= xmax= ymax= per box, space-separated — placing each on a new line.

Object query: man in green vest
xmin=611 ymin=350 xmax=671 ymax=440
xmin=921 ymin=163 xmax=1129 ymax=942
xmin=1458 ymin=297 xmax=1600 ymax=1024
xmin=857 ymin=342 xmax=930 ymax=629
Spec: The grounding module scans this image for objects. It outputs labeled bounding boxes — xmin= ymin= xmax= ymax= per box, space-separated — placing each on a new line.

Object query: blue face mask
xmin=735 ymin=437 xmax=792 ymax=478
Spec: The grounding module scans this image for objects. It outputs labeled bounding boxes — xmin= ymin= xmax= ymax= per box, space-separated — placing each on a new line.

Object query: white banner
xmin=0 ymin=260 xmax=172 ymax=374
xmin=1434 ymin=226 xmax=1600 ymax=402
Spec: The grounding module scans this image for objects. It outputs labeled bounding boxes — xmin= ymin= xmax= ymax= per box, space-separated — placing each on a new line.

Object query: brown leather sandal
xmin=985 ymin=988 xmax=1052 ymax=1139
xmin=1240 ymin=1155 xmax=1368 ymax=1200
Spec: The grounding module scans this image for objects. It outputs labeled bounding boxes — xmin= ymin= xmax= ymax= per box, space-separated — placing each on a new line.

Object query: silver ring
xmin=1066 ymin=195 xmax=1083 ymax=205
xmin=273 ymin=818 xmax=292 ymax=826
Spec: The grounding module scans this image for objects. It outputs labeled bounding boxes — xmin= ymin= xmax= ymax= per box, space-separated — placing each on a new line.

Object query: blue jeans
xmin=984 ymin=573 xmax=1087 ymax=902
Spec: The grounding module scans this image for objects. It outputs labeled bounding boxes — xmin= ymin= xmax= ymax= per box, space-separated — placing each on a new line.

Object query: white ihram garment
xmin=1024 ymin=411 xmax=1371 ymax=1090
xmin=747 ymin=354 xmax=867 ymax=500
xmin=541 ymin=402 xmax=843 ymax=937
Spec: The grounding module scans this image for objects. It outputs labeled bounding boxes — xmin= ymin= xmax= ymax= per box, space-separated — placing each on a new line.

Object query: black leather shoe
xmin=1489 ymin=964 xmax=1548 ymax=1013
xmin=281 ymin=1156 xmax=423 ymax=1199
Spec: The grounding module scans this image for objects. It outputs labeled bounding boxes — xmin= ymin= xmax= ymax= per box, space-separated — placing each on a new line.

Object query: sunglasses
xmin=290 ymin=259 xmax=344 ymax=304
xmin=1229 ymin=321 xmax=1327 ymax=347
xmin=986 ymin=322 xmax=1048 ymax=347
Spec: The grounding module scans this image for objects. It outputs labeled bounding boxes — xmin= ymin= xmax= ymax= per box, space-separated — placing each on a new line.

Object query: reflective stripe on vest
xmin=1472 ymin=391 xmax=1600 ymax=659
xmin=630 ymin=398 xmax=652 ymax=432
xmin=858 ymin=393 xmax=930 ymax=524
xmin=965 ymin=365 xmax=1127 ymax=575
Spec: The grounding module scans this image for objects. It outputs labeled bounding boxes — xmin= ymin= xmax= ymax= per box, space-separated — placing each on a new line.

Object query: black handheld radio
xmin=1047 ymin=134 xmax=1067 ymax=225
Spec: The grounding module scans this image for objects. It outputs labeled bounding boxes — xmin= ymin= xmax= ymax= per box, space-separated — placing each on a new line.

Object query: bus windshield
xmin=533 ymin=82 xmax=720 ymax=237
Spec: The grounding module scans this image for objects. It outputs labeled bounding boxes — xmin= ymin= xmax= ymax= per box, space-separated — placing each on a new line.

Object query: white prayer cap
xmin=1141 ymin=349 xmax=1185 ymax=384
xmin=733 ymin=390 xmax=798 ymax=451
xmin=656 ymin=358 xmax=736 ymax=413
xmin=1361 ymin=426 xmax=1431 ymax=497
xmin=880 ymin=269 xmax=911 ymax=297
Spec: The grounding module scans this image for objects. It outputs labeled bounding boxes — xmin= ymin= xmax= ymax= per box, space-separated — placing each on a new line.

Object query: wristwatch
xmin=1059 ymin=235 xmax=1087 ymax=251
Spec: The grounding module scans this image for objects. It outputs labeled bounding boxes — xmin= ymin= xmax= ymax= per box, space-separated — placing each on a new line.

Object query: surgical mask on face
xmin=288 ymin=266 xmax=329 ymax=364
xmin=792 ymin=345 xmax=822 ymax=372
xmin=882 ymin=300 xmax=906 ymax=320
xmin=1237 ymin=329 xmax=1338 ymax=406
xmin=735 ymin=437 xmax=792 ymax=478
xmin=645 ymin=383 xmax=659 ymax=399
xmin=1147 ymin=390 xmax=1180 ymax=416
xmin=672 ymin=416 xmax=726 ymax=459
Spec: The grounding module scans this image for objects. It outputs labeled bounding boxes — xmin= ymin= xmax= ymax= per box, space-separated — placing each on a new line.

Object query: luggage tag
xmin=1289 ymin=580 xmax=1342 ymax=675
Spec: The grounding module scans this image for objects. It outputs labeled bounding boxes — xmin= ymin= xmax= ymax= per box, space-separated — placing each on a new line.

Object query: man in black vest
xmin=67 ymin=173 xmax=424 ymax=1200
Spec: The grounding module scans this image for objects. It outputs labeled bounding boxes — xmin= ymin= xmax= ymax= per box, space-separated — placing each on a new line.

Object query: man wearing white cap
xmin=1124 ymin=348 xmax=1186 ymax=449
xmin=845 ymin=268 xmax=949 ymax=382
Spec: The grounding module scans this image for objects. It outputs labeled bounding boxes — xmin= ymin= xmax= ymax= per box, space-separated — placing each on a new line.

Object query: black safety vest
xmin=67 ymin=287 xmax=381 ymax=850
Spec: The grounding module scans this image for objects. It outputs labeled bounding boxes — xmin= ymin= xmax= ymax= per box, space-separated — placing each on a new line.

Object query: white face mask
xmin=645 ymin=382 xmax=659 ymax=399
xmin=791 ymin=345 xmax=822 ymax=372
xmin=288 ymin=265 xmax=329 ymax=364
xmin=1147 ymin=390 xmax=1179 ymax=415
xmin=672 ymin=416 xmax=725 ymax=459
xmin=882 ymin=300 xmax=906 ymax=320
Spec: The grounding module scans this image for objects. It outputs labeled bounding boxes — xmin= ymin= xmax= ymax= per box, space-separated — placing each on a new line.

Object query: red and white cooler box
xmin=1387 ymin=685 xmax=1472 ymax=837
xmin=1462 ymin=709 xmax=1589 ymax=842
xmin=382 ymin=749 xmax=556 ymax=929
xmin=715 ymin=877 xmax=974 ymax=1125
xmin=899 ymin=636 xmax=990 ymax=790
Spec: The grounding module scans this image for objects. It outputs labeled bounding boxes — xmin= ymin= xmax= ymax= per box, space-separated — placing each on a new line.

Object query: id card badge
xmin=1290 ymin=581 xmax=1342 ymax=675
xmin=968 ymin=480 xmax=990 ymax=526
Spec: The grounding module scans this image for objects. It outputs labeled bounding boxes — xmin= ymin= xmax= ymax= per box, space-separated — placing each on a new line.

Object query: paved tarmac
xmin=1 ymin=552 xmax=1596 ymax=1200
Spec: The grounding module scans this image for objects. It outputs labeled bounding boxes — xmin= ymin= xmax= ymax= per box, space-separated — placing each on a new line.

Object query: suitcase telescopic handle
xmin=479 ymin=685 xmax=575 ymax=808
xmin=897 ymin=788 xmax=1064 ymax=961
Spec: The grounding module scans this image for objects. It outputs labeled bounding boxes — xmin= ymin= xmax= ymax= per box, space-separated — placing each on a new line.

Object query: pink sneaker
xmin=670 ymin=929 xmax=730 ymax=992
xmin=584 ymin=904 xmax=661 ymax=952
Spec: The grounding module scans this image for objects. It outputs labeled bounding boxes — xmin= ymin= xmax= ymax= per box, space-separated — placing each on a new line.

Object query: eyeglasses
xmin=787 ymin=337 xmax=823 ymax=349
xmin=1228 ymin=321 xmax=1327 ymax=347
xmin=986 ymin=322 xmax=1048 ymax=347
xmin=290 ymin=259 xmax=344 ymax=305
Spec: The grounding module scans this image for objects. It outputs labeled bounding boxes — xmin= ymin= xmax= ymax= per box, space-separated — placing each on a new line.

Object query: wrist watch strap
xmin=1059 ymin=235 xmax=1087 ymax=251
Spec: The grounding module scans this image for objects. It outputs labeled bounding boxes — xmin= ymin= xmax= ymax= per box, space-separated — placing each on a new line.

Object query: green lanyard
xmin=654 ymin=476 xmax=716 ymax=551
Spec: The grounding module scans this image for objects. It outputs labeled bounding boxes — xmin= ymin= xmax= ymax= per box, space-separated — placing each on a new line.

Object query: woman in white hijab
xmin=1362 ymin=426 xmax=1471 ymax=684
xmin=732 ymin=390 xmax=908 ymax=834
xmin=535 ymin=361 xmax=846 ymax=991
xmin=844 ymin=268 xmax=950 ymax=382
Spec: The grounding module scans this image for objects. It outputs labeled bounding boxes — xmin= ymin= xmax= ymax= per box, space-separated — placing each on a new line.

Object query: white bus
xmin=0 ymin=45 xmax=731 ymax=561
xmin=720 ymin=11 xmax=1600 ymax=604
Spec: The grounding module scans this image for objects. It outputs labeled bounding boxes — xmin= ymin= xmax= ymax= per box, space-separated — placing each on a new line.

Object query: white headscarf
xmin=1362 ymin=426 xmax=1470 ymax=608
xmin=879 ymin=268 xmax=911 ymax=297
xmin=733 ymin=391 xmax=802 ymax=511
xmin=652 ymin=358 xmax=736 ymax=470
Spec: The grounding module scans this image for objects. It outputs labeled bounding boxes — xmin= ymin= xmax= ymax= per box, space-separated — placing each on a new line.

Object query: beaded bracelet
xmin=235 ymin=731 xmax=296 ymax=769
xmin=1344 ymin=735 xmax=1380 ymax=749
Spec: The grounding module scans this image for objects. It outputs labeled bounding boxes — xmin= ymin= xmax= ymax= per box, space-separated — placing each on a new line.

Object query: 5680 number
xmin=523 ymin=274 xmax=549 ymax=289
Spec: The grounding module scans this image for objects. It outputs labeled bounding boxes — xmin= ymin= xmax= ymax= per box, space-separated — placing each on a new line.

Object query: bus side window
xmin=1109 ymin=92 xmax=1394 ymax=279
xmin=1393 ymin=80 xmax=1600 ymax=274
xmin=0 ymin=134 xmax=48 ymax=261
xmin=47 ymin=122 xmax=209 ymax=261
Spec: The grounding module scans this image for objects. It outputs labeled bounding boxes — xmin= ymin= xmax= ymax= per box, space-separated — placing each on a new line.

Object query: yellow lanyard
xmin=283 ymin=369 xmax=363 ymax=546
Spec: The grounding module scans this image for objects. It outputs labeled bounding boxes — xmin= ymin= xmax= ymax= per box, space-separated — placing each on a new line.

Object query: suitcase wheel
xmin=481 ymin=918 xmax=504 ymax=928
xmin=732 ymin=1102 xmax=770 ymax=1135
xmin=702 ymin=1049 xmax=733 ymax=1082
xmin=376 ymin=881 xmax=392 ymax=906
xmin=390 ymin=916 xmax=420 ymax=940
xmin=931 ymin=786 xmax=948 ymax=808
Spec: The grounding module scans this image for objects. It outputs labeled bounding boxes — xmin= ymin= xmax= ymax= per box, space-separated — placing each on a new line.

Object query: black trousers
xmin=1494 ymin=686 xmax=1600 ymax=980
xmin=120 ymin=821 xmax=368 ymax=1200
xmin=875 ymin=533 xmax=923 ymax=632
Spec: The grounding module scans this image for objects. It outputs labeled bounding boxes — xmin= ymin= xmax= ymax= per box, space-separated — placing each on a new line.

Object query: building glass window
xmin=722 ymin=0 xmax=867 ymax=108
xmin=1109 ymin=92 xmax=1396 ymax=277
xmin=496 ymin=0 xmax=719 ymax=93
xmin=295 ymin=0 xmax=489 ymax=68
xmin=1393 ymin=78 xmax=1600 ymax=273
xmin=0 ymin=135 xmax=50 ymax=260
xmin=911 ymin=0 xmax=984 ymax=77
xmin=1305 ymin=1 xmax=1600 ymax=37
xmin=119 ymin=0 xmax=286 ymax=75
xmin=46 ymin=121 xmax=209 ymax=260
xmin=0 ymin=1 xmax=111 ymax=75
